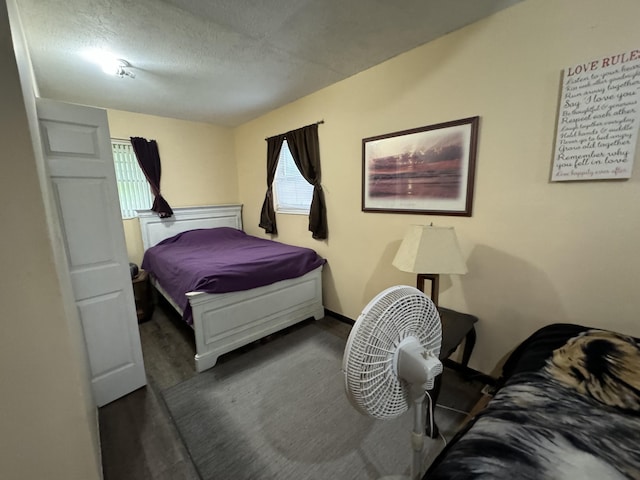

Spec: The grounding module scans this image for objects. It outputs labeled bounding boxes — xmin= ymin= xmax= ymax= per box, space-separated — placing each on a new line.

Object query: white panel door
xmin=36 ymin=98 xmax=146 ymax=407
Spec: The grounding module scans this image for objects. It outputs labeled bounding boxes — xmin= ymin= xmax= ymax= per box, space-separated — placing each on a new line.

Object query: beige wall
xmin=235 ymin=0 xmax=640 ymax=374
xmin=108 ymin=109 xmax=239 ymax=265
xmin=2 ymin=3 xmax=637 ymax=479
xmin=1 ymin=1 xmax=101 ymax=478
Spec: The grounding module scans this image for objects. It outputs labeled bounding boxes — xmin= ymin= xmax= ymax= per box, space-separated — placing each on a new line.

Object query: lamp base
xmin=417 ymin=273 xmax=439 ymax=306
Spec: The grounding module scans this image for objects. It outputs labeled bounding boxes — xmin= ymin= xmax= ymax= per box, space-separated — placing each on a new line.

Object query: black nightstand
xmin=427 ymin=307 xmax=479 ymax=438
xmin=132 ymin=270 xmax=154 ymax=323
xmin=438 ymin=307 xmax=477 ymax=367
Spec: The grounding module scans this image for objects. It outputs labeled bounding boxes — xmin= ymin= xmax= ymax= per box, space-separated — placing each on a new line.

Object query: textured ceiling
xmin=16 ymin=0 xmax=523 ymax=127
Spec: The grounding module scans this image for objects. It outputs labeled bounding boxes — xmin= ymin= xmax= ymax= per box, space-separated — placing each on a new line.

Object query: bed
xmin=137 ymin=204 xmax=326 ymax=373
xmin=424 ymin=323 xmax=640 ymax=479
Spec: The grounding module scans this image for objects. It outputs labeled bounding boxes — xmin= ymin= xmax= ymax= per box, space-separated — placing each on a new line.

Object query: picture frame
xmin=362 ymin=116 xmax=479 ymax=216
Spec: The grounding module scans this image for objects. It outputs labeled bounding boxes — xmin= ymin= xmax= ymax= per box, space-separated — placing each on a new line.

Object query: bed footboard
xmin=187 ymin=266 xmax=324 ymax=372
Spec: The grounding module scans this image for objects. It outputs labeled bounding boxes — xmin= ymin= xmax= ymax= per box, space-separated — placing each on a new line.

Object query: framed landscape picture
xmin=362 ymin=116 xmax=479 ymax=216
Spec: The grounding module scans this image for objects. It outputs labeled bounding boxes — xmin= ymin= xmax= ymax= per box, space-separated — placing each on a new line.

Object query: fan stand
xmin=380 ymin=385 xmax=427 ymax=480
xmin=343 ymin=286 xmax=443 ymax=480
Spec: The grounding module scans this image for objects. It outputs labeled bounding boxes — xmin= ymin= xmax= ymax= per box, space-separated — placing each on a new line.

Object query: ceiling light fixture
xmin=110 ymin=59 xmax=136 ymax=79
xmin=82 ymin=50 xmax=136 ymax=78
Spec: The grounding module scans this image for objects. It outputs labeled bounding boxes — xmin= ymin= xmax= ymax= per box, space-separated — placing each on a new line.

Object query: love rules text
xmin=566 ymin=49 xmax=640 ymax=77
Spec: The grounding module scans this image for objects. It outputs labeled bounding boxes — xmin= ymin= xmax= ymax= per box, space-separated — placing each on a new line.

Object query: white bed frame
xmin=137 ymin=205 xmax=325 ymax=372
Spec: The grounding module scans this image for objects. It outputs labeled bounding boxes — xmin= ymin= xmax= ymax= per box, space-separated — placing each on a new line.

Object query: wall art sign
xmin=551 ymin=49 xmax=640 ymax=181
xmin=362 ymin=116 xmax=479 ymax=216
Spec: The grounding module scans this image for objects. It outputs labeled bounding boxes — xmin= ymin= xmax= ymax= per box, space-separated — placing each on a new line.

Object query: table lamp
xmin=392 ymin=225 xmax=467 ymax=306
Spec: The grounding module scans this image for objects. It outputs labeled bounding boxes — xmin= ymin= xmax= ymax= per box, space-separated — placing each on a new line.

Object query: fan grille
xmin=343 ymin=286 xmax=441 ymax=419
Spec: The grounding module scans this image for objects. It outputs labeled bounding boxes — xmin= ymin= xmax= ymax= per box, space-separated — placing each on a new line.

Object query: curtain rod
xmin=111 ymin=137 xmax=157 ymax=143
xmin=265 ymin=120 xmax=324 ymax=141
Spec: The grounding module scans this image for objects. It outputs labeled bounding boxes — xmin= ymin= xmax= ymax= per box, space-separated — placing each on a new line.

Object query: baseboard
xmin=324 ymin=308 xmax=354 ymax=325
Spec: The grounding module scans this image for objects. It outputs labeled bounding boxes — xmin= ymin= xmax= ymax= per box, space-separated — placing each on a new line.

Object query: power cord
xmin=436 ymin=403 xmax=470 ymax=416
xmin=424 ymin=391 xmax=454 ymax=447
xmin=425 ymin=390 xmax=435 ymax=439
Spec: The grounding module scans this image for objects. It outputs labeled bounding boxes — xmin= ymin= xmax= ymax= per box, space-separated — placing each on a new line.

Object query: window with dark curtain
xmin=260 ymin=124 xmax=327 ymax=239
xmin=285 ymin=124 xmax=327 ymax=240
xmin=130 ymin=136 xmax=174 ymax=218
xmin=259 ymin=134 xmax=285 ymax=234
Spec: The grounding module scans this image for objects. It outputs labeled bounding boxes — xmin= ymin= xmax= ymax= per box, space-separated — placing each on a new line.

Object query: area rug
xmin=162 ymin=319 xmax=483 ymax=480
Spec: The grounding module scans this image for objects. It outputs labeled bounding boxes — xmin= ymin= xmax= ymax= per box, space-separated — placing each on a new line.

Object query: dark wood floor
xmin=98 ymin=301 xmax=484 ymax=480
xmin=99 ymin=300 xmax=352 ymax=480
xmin=99 ymin=300 xmax=201 ymax=480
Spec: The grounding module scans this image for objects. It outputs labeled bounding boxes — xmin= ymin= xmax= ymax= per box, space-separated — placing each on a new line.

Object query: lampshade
xmin=392 ymin=225 xmax=467 ymax=275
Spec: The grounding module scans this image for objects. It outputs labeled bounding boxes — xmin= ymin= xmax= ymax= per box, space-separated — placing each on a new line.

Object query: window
xmin=111 ymin=140 xmax=153 ymax=219
xmin=273 ymin=140 xmax=313 ymax=214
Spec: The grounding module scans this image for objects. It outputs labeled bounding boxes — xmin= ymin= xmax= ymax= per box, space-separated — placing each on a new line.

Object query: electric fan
xmin=342 ymin=285 xmax=443 ymax=480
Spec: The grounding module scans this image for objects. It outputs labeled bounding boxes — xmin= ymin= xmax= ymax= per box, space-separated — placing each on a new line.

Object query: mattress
xmin=424 ymin=323 xmax=640 ymax=479
xmin=141 ymin=227 xmax=326 ymax=324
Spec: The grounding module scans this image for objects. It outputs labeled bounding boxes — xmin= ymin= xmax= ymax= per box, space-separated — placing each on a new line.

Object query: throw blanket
xmin=426 ymin=324 xmax=640 ymax=479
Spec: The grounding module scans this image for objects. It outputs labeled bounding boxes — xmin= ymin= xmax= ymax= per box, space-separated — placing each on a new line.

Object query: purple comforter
xmin=141 ymin=227 xmax=325 ymax=324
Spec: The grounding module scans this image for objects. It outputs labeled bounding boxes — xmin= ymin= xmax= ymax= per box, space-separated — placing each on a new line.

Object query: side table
xmin=438 ymin=307 xmax=477 ymax=368
xmin=132 ymin=269 xmax=154 ymax=323
xmin=427 ymin=307 xmax=478 ymax=438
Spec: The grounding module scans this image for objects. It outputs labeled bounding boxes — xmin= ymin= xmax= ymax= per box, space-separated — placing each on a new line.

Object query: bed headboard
xmin=137 ymin=204 xmax=243 ymax=250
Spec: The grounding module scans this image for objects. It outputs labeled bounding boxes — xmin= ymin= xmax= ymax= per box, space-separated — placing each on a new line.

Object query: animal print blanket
xmin=425 ymin=323 xmax=640 ymax=479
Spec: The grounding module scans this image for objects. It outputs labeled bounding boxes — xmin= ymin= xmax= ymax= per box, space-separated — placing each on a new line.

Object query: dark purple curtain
xmin=130 ymin=137 xmax=173 ymax=218
xmin=259 ymin=134 xmax=285 ymax=234
xmin=285 ymin=124 xmax=328 ymax=240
